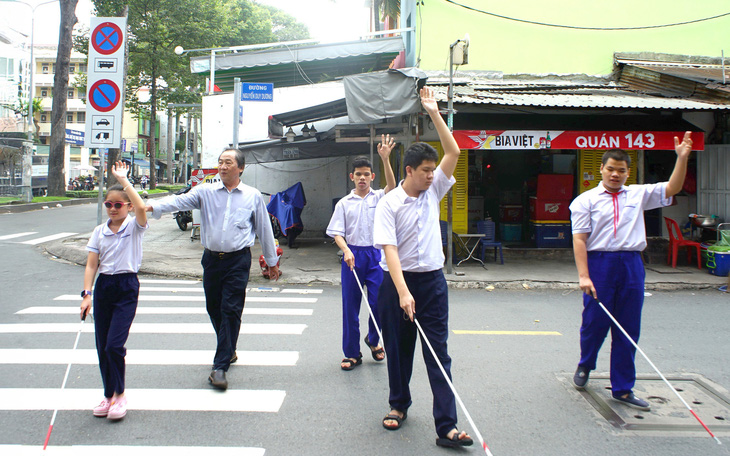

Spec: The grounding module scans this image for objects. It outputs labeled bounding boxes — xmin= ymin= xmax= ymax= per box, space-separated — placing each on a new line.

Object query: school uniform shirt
xmin=150 ymin=180 xmax=279 ymax=267
xmin=86 ymin=214 xmax=148 ymax=274
xmin=374 ymin=167 xmax=455 ymax=272
xmin=326 ymin=188 xmax=385 ymax=247
xmin=570 ymin=181 xmax=671 ymax=252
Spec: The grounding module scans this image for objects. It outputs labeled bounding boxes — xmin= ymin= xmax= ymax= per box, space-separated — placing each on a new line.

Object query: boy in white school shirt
xmin=327 ymin=138 xmax=396 ymax=370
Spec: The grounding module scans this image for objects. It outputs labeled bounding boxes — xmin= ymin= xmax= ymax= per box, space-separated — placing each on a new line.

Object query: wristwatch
xmin=81 ymin=290 xmax=92 ymax=298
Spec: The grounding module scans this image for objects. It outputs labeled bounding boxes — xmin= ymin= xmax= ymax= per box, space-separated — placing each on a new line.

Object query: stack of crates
xmin=529 ymin=174 xmax=573 ymax=248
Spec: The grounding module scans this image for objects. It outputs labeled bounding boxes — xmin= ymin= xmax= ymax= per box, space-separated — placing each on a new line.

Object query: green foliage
xmin=65 ymin=190 xmax=99 ymax=198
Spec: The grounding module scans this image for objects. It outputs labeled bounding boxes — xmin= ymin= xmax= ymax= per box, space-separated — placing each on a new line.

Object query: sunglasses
xmin=104 ymin=201 xmax=129 ymax=209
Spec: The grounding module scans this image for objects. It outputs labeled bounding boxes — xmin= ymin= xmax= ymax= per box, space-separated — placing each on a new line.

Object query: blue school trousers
xmin=201 ymin=247 xmax=251 ymax=371
xmin=378 ymin=269 xmax=457 ymax=439
xmin=579 ymin=250 xmax=645 ymax=397
xmin=341 ymin=245 xmax=383 ymax=358
xmin=93 ymin=273 xmax=139 ymax=399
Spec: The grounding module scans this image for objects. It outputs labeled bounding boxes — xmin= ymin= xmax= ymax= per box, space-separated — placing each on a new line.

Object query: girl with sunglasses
xmin=80 ymin=161 xmax=148 ymax=421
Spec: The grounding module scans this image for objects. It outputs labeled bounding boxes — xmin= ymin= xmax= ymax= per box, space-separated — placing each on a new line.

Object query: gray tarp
xmin=343 ymin=68 xmax=428 ymax=123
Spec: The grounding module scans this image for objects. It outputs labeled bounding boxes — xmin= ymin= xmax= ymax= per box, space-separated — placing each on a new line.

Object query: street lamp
xmin=0 ymin=0 xmax=59 ymax=142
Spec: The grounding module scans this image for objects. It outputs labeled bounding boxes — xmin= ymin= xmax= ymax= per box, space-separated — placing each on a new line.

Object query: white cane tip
xmin=714 ymin=437 xmax=722 ymax=445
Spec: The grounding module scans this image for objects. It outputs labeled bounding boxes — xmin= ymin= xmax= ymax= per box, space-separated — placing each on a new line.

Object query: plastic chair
xmin=664 ymin=217 xmax=701 ymax=269
xmin=477 ymin=220 xmax=504 ymax=264
xmin=440 ymin=220 xmax=458 ymax=262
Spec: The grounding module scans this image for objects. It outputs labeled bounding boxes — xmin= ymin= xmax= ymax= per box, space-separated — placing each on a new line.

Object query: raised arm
xmin=377 ymin=134 xmax=397 ymax=193
xmin=111 ymin=161 xmax=147 ymax=226
xmin=665 ymin=131 xmax=693 ymax=198
xmin=420 ymin=87 xmax=460 ymax=179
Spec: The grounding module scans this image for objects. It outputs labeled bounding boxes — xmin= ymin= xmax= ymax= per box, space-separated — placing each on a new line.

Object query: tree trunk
xmin=47 ymin=0 xmax=79 ymax=196
xmin=149 ymin=82 xmax=157 ymax=190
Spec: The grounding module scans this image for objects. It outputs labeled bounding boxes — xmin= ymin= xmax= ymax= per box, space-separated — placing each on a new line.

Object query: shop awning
xmin=239 ymin=137 xmax=369 ymax=164
xmin=190 ymin=37 xmax=404 ymax=91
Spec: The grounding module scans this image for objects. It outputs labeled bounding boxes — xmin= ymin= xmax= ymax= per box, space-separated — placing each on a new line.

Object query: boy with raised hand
xmin=327 ymin=136 xmax=396 ymax=371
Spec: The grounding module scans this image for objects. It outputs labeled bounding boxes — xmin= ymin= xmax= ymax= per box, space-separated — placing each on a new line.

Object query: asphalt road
xmin=1 ymin=205 xmax=730 ymax=455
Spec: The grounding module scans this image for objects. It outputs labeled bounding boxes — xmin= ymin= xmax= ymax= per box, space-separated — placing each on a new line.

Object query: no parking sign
xmin=85 ymin=17 xmax=127 ymax=148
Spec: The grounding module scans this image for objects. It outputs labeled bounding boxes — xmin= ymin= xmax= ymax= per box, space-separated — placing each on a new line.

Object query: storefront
xmin=451 ymin=129 xmax=705 ymax=246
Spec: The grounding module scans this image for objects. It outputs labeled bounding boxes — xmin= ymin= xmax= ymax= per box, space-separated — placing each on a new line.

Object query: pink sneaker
xmin=107 ymin=396 xmax=127 ymax=420
xmin=93 ymin=397 xmax=112 ymax=417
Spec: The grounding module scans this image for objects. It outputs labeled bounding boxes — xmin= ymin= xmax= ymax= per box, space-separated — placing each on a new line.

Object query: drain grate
xmin=575 ymin=374 xmax=730 ymax=433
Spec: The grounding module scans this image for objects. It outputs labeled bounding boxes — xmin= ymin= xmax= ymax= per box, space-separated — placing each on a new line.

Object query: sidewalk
xmin=41 ymin=212 xmax=729 ymax=290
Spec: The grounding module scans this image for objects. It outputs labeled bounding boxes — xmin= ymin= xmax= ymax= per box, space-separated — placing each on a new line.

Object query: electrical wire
xmin=442 ymin=0 xmax=730 ymax=31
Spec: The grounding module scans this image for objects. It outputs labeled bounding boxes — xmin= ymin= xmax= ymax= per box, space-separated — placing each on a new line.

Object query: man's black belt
xmin=205 ymin=247 xmax=250 ymax=260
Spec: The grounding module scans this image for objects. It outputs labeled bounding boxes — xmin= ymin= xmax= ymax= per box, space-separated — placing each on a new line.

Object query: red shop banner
xmin=453 ymin=130 xmax=704 ymax=151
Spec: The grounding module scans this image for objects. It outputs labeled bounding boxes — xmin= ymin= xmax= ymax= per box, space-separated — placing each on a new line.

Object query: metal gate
xmin=697 ymin=145 xmax=730 ymax=221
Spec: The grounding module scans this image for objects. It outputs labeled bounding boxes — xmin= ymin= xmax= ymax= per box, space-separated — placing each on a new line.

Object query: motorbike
xmin=266 ymin=182 xmax=306 ymax=248
xmin=172 ymin=185 xmax=193 ymax=231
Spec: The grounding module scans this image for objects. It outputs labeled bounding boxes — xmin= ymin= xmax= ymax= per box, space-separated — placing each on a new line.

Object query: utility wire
xmin=442 ymin=0 xmax=730 ymax=31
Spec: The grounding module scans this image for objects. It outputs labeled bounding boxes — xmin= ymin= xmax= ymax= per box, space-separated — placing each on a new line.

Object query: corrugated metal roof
xmin=429 ymin=83 xmax=730 ymax=110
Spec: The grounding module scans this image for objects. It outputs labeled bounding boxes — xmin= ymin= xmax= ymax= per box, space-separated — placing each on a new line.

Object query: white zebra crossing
xmin=0 ymin=279 xmax=324 ymax=453
xmin=0 ymin=231 xmax=78 ymax=244
xmin=0 ymin=445 xmax=265 ymax=456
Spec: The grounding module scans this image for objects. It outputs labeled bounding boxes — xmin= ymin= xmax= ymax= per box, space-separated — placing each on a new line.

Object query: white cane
xmin=597 ymin=301 xmax=721 ymax=444
xmin=351 ymin=269 xmax=385 ymax=354
xmin=414 ymin=318 xmax=494 ymax=455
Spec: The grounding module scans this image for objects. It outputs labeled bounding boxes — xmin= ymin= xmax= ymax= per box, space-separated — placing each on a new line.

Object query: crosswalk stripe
xmin=0 ymin=445 xmax=265 ymax=456
xmin=0 ymin=232 xmax=38 ymax=240
xmin=138 ymin=279 xmax=201 ymax=285
xmin=0 ymin=388 xmax=286 ymax=412
xmin=281 ymin=288 xmax=323 ymax=294
xmin=53 ymin=295 xmax=318 ymax=303
xmin=19 ymin=232 xmax=77 ymax=245
xmin=0 ymin=349 xmax=299 ymax=366
xmin=0 ymin=323 xmax=307 ymax=335
xmin=17 ymin=306 xmax=313 ymax=316
xmin=138 ymin=286 xmax=205 ymax=292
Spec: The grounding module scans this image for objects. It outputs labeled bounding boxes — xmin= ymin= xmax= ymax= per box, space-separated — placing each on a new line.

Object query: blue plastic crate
xmin=707 ymin=251 xmax=730 ymax=277
xmin=500 ymin=223 xmax=522 ymax=242
xmin=531 ymin=222 xmax=572 ymax=248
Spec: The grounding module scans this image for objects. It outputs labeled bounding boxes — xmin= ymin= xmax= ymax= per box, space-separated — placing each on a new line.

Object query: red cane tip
xmin=43 ymin=424 xmax=53 ymax=450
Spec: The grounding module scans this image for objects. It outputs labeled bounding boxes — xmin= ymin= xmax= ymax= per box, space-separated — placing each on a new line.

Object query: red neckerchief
xmin=606 ymin=189 xmax=622 ymax=238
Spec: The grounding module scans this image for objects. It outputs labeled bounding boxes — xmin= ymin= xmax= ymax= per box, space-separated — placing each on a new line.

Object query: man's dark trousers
xmin=202 ymin=248 xmax=251 ymax=371
xmin=378 ymin=269 xmax=457 ymax=438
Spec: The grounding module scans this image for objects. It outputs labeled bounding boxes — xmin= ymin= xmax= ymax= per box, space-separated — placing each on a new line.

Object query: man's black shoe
xmin=230 ymin=352 xmax=238 ymax=364
xmin=613 ymin=393 xmax=650 ymax=411
xmin=573 ymin=365 xmax=589 ymax=389
xmin=208 ymin=369 xmax=228 ymax=390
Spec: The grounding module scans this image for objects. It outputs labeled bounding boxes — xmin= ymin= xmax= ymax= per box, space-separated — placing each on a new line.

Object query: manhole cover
xmin=575 ymin=374 xmax=730 ymax=434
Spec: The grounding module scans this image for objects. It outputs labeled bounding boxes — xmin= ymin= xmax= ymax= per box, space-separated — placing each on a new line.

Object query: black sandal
xmin=436 ymin=429 xmax=474 ymax=448
xmin=382 ymin=410 xmax=407 ymax=430
xmin=340 ymin=355 xmax=362 ymax=371
xmin=364 ymin=336 xmax=385 ymax=362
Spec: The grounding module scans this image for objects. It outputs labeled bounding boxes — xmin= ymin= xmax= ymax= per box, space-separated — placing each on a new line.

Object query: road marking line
xmin=138 ymin=286 xmax=205 ymax=292
xmin=0 ymin=349 xmax=299 ymax=366
xmin=19 ymin=232 xmax=77 ymax=245
xmin=453 ymin=330 xmax=562 ymax=336
xmin=17 ymin=306 xmax=313 ymax=316
xmin=139 ymin=279 xmax=201 ymax=285
xmin=0 ymin=445 xmax=264 ymax=456
xmin=0 ymin=232 xmax=38 ymax=240
xmin=281 ymin=288 xmax=323 ymax=294
xmin=53 ymin=294 xmax=317 ymax=303
xmin=0 ymin=323 xmax=307 ymax=335
xmin=0 ymin=388 xmax=286 ymax=412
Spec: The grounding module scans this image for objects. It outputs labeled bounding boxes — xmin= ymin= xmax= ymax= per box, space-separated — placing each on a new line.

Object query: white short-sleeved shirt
xmin=86 ymin=214 xmax=148 ymax=274
xmin=570 ymin=181 xmax=671 ymax=252
xmin=374 ymin=167 xmax=455 ymax=272
xmin=326 ymin=188 xmax=385 ymax=247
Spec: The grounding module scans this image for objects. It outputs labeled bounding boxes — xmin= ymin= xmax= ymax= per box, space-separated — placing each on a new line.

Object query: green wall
xmin=417 ymin=0 xmax=730 ymax=74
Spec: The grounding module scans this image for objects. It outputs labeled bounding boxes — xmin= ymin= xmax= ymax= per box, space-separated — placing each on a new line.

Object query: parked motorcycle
xmin=172 ymin=185 xmax=193 ymax=231
xmin=267 ymin=182 xmax=306 ymax=248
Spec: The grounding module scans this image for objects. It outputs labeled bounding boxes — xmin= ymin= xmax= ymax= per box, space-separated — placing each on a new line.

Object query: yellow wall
xmin=427 ymin=142 xmax=469 ymax=233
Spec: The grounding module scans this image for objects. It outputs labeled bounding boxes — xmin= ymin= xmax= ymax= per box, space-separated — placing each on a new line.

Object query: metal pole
xmin=445 ymin=41 xmax=457 ymax=274
xmin=167 ymin=103 xmax=173 ymax=183
xmin=27 ymin=10 xmax=34 ymax=142
xmin=96 ymin=148 xmax=105 ymax=225
xmin=232 ymin=78 xmax=241 ymax=148
xmin=193 ymin=114 xmax=199 ymax=168
xmin=209 ymin=50 xmax=216 ymax=95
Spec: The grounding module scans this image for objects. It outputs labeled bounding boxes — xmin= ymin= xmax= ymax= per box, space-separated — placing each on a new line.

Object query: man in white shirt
xmin=373 ymin=87 xmax=473 ymax=448
xmin=326 ymin=139 xmax=396 ymax=371
xmin=569 ymin=132 xmax=693 ymax=410
xmin=146 ymin=148 xmax=279 ymax=391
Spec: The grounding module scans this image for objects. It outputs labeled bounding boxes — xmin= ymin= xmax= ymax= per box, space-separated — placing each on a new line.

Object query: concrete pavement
xmin=37 ymin=207 xmax=729 ymax=290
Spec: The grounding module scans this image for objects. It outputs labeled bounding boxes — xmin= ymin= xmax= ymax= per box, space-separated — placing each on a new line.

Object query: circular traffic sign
xmin=88 ymin=79 xmax=120 ymax=112
xmin=91 ymin=22 xmax=123 ymax=55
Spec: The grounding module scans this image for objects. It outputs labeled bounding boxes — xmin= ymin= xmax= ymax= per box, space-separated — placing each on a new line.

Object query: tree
xmin=47 ymin=0 xmax=79 ymax=196
xmin=91 ymin=0 xmax=309 ymax=189
xmin=1 ymin=98 xmax=43 ymax=142
xmin=372 ymin=0 xmax=400 ymax=32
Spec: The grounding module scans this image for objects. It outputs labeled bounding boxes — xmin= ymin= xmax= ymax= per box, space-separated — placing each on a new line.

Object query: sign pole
xmin=96 ymin=148 xmax=105 ymax=226
xmin=233 ymin=78 xmax=241 ymax=148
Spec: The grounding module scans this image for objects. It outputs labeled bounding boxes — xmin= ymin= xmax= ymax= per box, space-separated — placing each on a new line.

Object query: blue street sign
xmin=65 ymin=129 xmax=85 ymax=146
xmin=240 ymin=82 xmax=273 ymax=102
